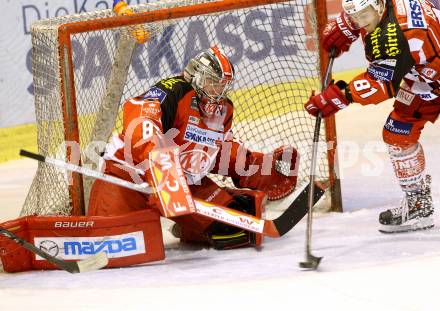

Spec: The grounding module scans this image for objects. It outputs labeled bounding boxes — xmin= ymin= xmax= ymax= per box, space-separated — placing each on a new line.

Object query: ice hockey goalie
xmin=0 ymin=46 xmax=299 ymax=272
xmin=88 ymin=45 xmax=299 ymax=250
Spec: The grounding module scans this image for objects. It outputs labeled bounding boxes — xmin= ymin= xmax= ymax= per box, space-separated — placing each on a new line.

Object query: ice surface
xmin=1 ymin=100 xmax=439 ymax=310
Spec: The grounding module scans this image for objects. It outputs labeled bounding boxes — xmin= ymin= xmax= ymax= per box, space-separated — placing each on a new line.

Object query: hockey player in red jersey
xmin=88 ymin=46 xmax=299 ymax=249
xmin=304 ymin=0 xmax=438 ymax=232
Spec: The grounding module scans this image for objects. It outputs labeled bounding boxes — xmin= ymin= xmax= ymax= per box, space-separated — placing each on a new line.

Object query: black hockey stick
xmin=299 ymin=49 xmax=337 ymax=270
xmin=0 ymin=227 xmax=108 ymax=273
xmin=19 ymin=149 xmax=324 ymax=238
xmin=273 ymin=182 xmax=324 ymax=236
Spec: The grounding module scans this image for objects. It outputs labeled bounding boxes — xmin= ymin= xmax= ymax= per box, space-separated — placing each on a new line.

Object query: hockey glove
xmin=235 ymin=146 xmax=299 ymax=200
xmin=323 ymin=12 xmax=360 ymax=57
xmin=415 ymin=59 xmax=440 ymax=95
xmin=304 ymin=82 xmax=350 ymax=118
xmin=206 ymin=194 xmax=260 ymax=250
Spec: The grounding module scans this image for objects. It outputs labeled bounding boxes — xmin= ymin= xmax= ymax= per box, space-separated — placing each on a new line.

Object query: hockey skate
xmin=379 ymin=175 xmax=434 ymax=233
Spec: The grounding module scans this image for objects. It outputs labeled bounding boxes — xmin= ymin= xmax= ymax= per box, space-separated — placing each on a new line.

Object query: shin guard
xmin=388 ymin=143 xmax=426 ymax=192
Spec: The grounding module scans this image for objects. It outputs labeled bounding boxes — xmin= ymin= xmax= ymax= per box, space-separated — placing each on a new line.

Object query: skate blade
xmin=379 ymin=216 xmax=435 ymax=234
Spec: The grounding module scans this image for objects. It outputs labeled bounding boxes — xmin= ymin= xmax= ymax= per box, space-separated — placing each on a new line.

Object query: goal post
xmin=22 ymin=0 xmax=342 ymax=217
xmin=315 ymin=0 xmax=343 ymax=212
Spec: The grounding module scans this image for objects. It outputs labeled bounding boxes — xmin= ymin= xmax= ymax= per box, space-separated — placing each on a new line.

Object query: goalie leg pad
xmin=88 ymin=168 xmax=149 ymax=216
xmin=0 ymin=209 xmax=164 ymax=273
xmin=0 ymin=218 xmax=33 ymax=273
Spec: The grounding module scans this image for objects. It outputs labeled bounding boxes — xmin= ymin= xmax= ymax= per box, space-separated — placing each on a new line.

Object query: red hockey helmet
xmin=184 ymin=45 xmax=235 ymax=102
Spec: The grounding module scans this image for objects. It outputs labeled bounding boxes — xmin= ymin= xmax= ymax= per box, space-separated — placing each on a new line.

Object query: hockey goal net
xmin=21 ymin=0 xmax=342 ymax=217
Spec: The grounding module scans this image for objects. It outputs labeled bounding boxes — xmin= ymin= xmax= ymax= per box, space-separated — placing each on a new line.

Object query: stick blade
xmin=76 ymin=252 xmax=109 ymax=273
xmin=299 ymin=255 xmax=322 ymax=270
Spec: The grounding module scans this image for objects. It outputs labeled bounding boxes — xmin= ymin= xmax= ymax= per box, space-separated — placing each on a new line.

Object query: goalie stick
xmin=0 ymin=227 xmax=108 ymax=273
xmin=20 ymin=149 xmax=324 ymax=238
xmin=299 ymin=49 xmax=337 ymax=270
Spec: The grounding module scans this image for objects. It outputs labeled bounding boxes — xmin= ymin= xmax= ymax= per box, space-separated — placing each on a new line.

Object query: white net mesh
xmin=22 ymin=0 xmax=329 ymax=216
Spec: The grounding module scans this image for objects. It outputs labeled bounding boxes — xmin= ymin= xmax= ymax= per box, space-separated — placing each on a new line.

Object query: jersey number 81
xmin=353 ymin=79 xmax=378 ymax=99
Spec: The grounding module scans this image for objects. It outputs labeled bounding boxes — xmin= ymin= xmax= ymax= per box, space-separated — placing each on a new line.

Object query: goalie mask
xmin=184 ymin=46 xmax=235 ymax=103
xmin=342 ymin=0 xmax=385 ymax=31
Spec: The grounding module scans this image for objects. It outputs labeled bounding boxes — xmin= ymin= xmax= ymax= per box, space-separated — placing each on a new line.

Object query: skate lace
xmin=399 ymin=196 xmax=410 ymax=223
xmin=384 ymin=175 xmax=433 ymax=225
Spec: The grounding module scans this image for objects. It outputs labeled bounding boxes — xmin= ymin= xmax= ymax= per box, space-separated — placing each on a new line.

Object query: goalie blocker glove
xmin=323 ymin=12 xmax=360 ymax=57
xmin=304 ymin=81 xmax=351 ymax=118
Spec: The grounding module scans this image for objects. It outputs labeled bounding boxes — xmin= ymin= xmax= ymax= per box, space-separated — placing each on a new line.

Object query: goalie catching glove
xmin=304 ymin=81 xmax=351 ymax=118
xmin=234 ymin=146 xmax=299 ymax=200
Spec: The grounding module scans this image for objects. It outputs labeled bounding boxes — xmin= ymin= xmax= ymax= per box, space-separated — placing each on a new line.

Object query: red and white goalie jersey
xmin=100 ymin=75 xmax=298 ymax=202
xmin=104 ymin=76 xmax=247 ymax=186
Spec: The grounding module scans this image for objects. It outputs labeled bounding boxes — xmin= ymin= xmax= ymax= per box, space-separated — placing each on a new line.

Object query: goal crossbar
xmin=58 ymin=0 xmax=291 ymax=36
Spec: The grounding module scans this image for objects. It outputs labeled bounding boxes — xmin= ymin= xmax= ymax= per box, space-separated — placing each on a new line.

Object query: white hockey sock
xmin=387 ymin=143 xmax=425 ymax=193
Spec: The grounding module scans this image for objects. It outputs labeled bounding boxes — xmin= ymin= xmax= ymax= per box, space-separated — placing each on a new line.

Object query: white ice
xmin=1 ymin=101 xmax=439 ymax=311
